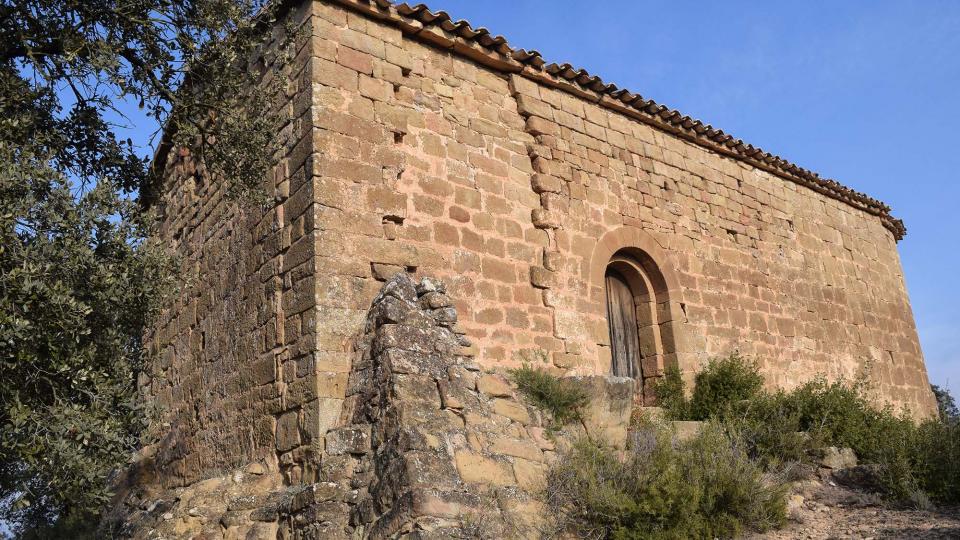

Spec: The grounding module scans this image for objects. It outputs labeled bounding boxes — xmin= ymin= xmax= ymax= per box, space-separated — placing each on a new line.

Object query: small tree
xmin=931 ymin=384 xmax=959 ymax=424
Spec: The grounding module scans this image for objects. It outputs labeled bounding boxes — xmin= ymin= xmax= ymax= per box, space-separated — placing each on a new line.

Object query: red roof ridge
xmin=329 ymin=0 xmax=907 ymax=240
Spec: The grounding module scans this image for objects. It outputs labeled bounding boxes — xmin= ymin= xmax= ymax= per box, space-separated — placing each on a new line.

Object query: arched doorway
xmin=603 ymin=249 xmax=674 ymax=403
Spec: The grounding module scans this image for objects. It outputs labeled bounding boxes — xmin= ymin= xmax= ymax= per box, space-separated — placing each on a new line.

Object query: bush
xmin=545 ymin=422 xmax=787 ymax=539
xmin=726 ymin=390 xmax=824 ymax=467
xmin=654 ymin=354 xmax=960 ymax=506
xmin=932 ymin=384 xmax=959 ymax=424
xmin=910 ymin=420 xmax=960 ymax=503
xmin=654 ymin=354 xmax=764 ymax=422
xmin=651 ymin=366 xmax=689 ymax=421
xmin=508 ymin=364 xmax=590 ymax=426
xmin=688 ymin=354 xmax=765 ymax=420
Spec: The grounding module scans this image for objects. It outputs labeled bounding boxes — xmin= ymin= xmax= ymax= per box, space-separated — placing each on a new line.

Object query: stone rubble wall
xmin=112 ymin=273 xmax=633 ymax=538
xmin=138 ymin=0 xmax=319 ymax=492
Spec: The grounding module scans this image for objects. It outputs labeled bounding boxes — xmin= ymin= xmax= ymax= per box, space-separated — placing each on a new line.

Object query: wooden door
xmin=605 ymin=271 xmax=641 ymax=379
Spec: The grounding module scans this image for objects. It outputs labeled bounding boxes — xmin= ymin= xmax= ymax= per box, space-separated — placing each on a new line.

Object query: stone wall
xmin=140 ymin=1 xmax=319 ymax=489
xmin=299 ymin=0 xmax=935 ymax=415
xmin=114 ymin=274 xmax=633 ymax=538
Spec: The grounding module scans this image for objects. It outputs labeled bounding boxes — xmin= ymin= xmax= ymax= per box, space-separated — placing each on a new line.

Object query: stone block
xmin=516 ymin=95 xmax=554 ymax=119
xmin=421 ymin=291 xmax=452 ymax=309
xmin=491 ymin=398 xmax=532 ymax=425
xmin=303 ymin=398 xmax=342 ymax=442
xmin=529 ymin=266 xmax=557 ymax=289
xmin=476 ymin=374 xmax=513 ymax=398
xmin=371 ymin=262 xmax=405 ymax=281
xmin=531 ymin=208 xmax=562 ymax=229
xmin=324 ymin=425 xmax=371 ymax=455
xmin=454 ymin=451 xmax=516 ymax=486
xmin=573 ymin=376 xmax=634 ymax=448
xmin=393 ymin=373 xmax=443 ymax=406
xmin=338 ymin=46 xmax=374 ymax=75
xmin=275 ymin=410 xmax=300 ymax=452
xmin=820 ymin=447 xmax=858 ymax=469
xmin=511 ymin=458 xmax=548 ymax=490
xmin=525 ymin=116 xmax=559 ymax=136
xmin=531 ymin=173 xmax=562 ymax=194
xmin=490 ymin=437 xmax=543 ymax=462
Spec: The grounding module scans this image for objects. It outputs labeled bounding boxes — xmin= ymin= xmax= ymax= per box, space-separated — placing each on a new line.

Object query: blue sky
xmin=114 ymin=1 xmax=959 ymax=396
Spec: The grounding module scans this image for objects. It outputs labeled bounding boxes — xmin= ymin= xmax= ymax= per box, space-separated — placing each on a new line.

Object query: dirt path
xmin=746 ymin=479 xmax=960 ymax=539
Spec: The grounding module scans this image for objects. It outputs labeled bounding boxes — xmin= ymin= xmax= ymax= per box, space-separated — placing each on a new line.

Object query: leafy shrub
xmin=688 ymin=353 xmax=765 ymax=420
xmin=725 ymin=390 xmax=824 ymax=467
xmin=545 ymin=422 xmax=786 ymax=539
xmin=932 ymin=384 xmax=959 ymax=423
xmin=655 ymin=354 xmax=960 ymax=506
xmin=654 ymin=354 xmax=764 ymax=422
xmin=651 ymin=366 xmax=689 ymax=421
xmin=508 ymin=364 xmax=590 ymax=426
xmin=910 ymin=419 xmax=960 ymax=503
xmin=779 ymin=378 xmax=891 ymax=458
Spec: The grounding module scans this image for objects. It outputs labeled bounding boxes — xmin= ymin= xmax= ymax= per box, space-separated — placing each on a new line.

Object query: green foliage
xmin=1 ymin=0 xmax=293 ymax=533
xmin=688 ymin=353 xmax=765 ymax=420
xmin=0 ymin=169 xmax=175 ymax=532
xmin=653 ymin=354 xmax=764 ymax=421
xmin=3 ymin=0 xmax=292 ymax=200
xmin=761 ymin=381 xmax=960 ymax=505
xmin=724 ymin=390 xmax=823 ymax=467
xmin=909 ymin=419 xmax=960 ymax=503
xmin=932 ymin=384 xmax=959 ymax=424
xmin=656 ymin=354 xmax=960 ymax=506
xmin=508 ymin=364 xmax=590 ymax=426
xmin=651 ymin=366 xmax=689 ymax=421
xmin=545 ymin=422 xmax=787 ymax=539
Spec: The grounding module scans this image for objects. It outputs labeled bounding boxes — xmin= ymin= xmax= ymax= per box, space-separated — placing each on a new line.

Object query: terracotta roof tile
xmin=331 ymin=0 xmax=905 ymax=239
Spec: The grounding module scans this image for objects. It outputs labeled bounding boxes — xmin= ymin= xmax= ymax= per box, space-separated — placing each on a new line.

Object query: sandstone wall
xmin=302 ymin=0 xmax=935 ymax=415
xmin=142 ymin=2 xmax=321 ymax=488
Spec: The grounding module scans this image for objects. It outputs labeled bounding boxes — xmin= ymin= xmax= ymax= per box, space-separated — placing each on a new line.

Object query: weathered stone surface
xmin=512 ymin=458 xmax=548 ymax=490
xmin=577 ymin=375 xmax=634 ymax=448
xmin=324 ymin=425 xmax=371 ymax=455
xmin=492 ymin=399 xmax=532 ymax=425
xmin=454 ymin=451 xmax=516 ymax=486
xmin=820 ymin=447 xmax=858 ymax=470
xmin=476 ymin=373 xmax=513 ymax=398
xmin=118 ymin=271 xmax=662 ymax=538
xmin=490 ymin=437 xmax=543 ymax=462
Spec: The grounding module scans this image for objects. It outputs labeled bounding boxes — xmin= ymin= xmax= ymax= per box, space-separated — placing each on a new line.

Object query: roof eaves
xmin=329 ymin=0 xmax=906 ymax=240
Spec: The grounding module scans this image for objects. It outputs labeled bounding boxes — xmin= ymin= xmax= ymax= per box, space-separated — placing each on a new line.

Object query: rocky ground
xmin=747 ymin=473 xmax=960 ymax=539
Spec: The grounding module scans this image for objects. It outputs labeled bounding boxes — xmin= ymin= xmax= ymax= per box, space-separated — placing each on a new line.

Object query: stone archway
xmin=590 ymin=227 xmax=683 ymax=404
